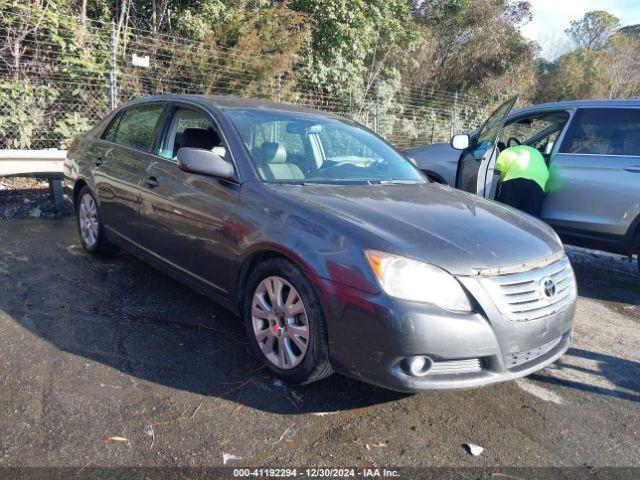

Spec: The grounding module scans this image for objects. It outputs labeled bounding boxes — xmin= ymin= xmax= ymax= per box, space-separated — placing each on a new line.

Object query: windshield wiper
xmin=301 ymin=180 xmax=374 ymax=186
xmin=379 ymin=180 xmax=424 ymax=185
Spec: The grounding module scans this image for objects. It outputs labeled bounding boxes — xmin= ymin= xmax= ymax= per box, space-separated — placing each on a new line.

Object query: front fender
xmin=232 ymin=183 xmax=380 ymax=296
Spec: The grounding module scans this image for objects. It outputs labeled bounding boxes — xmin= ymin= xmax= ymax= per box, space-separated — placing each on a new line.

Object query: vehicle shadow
xmin=531 ymin=348 xmax=640 ymax=403
xmin=1 ymin=229 xmax=407 ymax=415
xmin=3 ymin=221 xmax=638 ymax=414
xmin=566 ymin=246 xmax=640 ymax=307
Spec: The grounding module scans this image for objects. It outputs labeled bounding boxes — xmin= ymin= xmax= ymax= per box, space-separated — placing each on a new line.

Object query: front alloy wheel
xmin=251 ymin=276 xmax=309 ymax=369
xmin=243 ymin=258 xmax=332 ymax=385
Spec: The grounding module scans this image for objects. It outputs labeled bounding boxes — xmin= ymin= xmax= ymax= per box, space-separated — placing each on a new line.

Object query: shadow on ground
xmin=566 ymin=246 xmax=640 ymax=308
xmin=2 ymin=219 xmax=639 ymax=416
xmin=531 ymin=348 xmax=640 ymax=403
xmin=1 ymin=220 xmax=407 ymax=414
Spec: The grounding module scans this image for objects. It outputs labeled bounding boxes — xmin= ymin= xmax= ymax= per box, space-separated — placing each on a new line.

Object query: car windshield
xmin=225 ymin=108 xmax=425 ymax=185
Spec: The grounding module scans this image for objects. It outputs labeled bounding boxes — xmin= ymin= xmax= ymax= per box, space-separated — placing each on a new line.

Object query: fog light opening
xmin=404 ymin=356 xmax=433 ymax=377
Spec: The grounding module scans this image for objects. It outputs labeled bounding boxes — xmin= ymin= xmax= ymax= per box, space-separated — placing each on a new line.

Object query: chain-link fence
xmin=0 ymin=3 xmax=490 ymax=151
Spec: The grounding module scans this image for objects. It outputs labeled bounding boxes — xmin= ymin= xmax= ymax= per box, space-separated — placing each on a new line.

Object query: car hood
xmin=268 ymin=182 xmax=563 ymax=276
xmin=404 ymin=142 xmax=459 ymax=166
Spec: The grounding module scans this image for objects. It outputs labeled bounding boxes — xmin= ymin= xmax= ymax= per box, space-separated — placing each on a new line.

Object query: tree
xmin=409 ymin=0 xmax=535 ymax=98
xmin=602 ymin=32 xmax=640 ymax=98
xmin=534 ymin=49 xmax=608 ymax=103
xmin=290 ymin=0 xmax=418 ymax=101
xmin=565 ymin=10 xmax=620 ymax=51
xmin=619 ymin=24 xmax=640 ymax=39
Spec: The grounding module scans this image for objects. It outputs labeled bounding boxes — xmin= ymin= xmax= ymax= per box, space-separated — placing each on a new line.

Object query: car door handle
xmin=144 ymin=176 xmax=160 ymax=189
xmin=94 ymin=156 xmax=104 ymax=166
xmin=623 ymin=165 xmax=640 ymax=173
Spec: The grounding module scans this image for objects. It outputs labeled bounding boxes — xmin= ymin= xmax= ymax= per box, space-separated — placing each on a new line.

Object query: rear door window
xmin=103 ymin=103 xmax=165 ymax=152
xmin=559 ymin=108 xmax=640 ymax=156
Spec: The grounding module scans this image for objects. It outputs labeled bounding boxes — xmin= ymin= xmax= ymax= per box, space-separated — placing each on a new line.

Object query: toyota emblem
xmin=540 ymin=277 xmax=557 ymax=299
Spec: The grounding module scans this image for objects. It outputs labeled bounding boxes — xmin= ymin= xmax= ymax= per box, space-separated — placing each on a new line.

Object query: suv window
xmin=560 ymin=108 xmax=640 ymax=156
xmin=102 ymin=103 xmax=164 ymax=152
xmin=159 ymin=108 xmax=226 ymax=161
xmin=501 ymin=111 xmax=569 ymax=156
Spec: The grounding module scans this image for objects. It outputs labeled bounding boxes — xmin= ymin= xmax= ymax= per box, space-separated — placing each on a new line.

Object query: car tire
xmin=244 ymin=258 xmax=333 ymax=385
xmin=76 ymin=186 xmax=117 ymax=255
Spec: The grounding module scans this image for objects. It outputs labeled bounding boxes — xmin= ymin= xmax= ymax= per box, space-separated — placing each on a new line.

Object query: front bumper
xmin=314 ymin=273 xmax=575 ymax=393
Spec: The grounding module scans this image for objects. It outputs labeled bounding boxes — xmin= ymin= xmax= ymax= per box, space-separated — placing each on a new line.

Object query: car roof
xmin=120 ymin=93 xmax=342 ymax=118
xmin=513 ymin=98 xmax=640 ymax=115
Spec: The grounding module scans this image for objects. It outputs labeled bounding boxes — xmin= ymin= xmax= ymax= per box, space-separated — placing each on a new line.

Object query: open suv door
xmin=455 ymin=96 xmax=518 ymax=198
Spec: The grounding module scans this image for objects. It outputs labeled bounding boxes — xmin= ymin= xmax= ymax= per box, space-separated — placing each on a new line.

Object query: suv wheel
xmin=76 ymin=186 xmax=117 ymax=255
xmin=244 ymin=258 xmax=332 ymax=385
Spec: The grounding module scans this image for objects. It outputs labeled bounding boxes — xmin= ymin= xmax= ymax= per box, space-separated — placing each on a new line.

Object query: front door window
xmin=159 ymin=108 xmax=226 ymax=161
xmin=456 ymin=96 xmax=518 ymax=195
xmin=500 ymin=111 xmax=570 ymax=162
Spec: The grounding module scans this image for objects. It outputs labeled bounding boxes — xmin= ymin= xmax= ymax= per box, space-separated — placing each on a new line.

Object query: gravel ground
xmin=0 ymin=216 xmax=638 ymax=470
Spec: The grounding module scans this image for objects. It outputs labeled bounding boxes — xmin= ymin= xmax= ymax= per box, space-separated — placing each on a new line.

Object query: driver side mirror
xmin=450 ymin=134 xmax=470 ymax=151
xmin=177 ymin=148 xmax=236 ymax=181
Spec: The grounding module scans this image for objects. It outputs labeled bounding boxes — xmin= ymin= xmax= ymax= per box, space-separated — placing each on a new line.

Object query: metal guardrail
xmin=0 ymin=149 xmax=66 ymax=177
xmin=0 ymin=149 xmax=67 ymax=208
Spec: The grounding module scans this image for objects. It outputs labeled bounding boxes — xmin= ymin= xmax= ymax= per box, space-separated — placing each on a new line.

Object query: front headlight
xmin=365 ymin=250 xmax=473 ymax=312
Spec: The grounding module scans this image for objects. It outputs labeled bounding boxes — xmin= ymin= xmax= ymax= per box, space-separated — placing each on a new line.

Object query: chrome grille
xmin=479 ymin=256 xmax=577 ymax=322
xmin=505 ymin=336 xmax=563 ymax=369
xmin=429 ymin=358 xmax=482 ymax=375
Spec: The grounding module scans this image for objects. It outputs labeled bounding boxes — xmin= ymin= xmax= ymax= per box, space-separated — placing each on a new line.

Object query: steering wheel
xmin=506 ymin=137 xmax=522 ymax=148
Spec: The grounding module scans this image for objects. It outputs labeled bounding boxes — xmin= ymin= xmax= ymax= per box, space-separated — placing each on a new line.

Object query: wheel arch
xmin=235 ymin=247 xmax=315 ymax=313
xmin=72 ymin=178 xmax=89 ymax=206
xmin=626 ymin=213 xmax=640 ymax=258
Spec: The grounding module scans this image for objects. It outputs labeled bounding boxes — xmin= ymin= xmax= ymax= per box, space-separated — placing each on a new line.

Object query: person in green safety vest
xmin=495 ymin=145 xmax=549 ymax=217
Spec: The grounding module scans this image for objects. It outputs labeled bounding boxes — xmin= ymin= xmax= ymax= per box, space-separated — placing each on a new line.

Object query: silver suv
xmin=405 ymin=99 xmax=640 ymax=267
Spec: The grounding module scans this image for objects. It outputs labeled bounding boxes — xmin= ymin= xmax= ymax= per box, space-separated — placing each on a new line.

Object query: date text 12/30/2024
xmin=233 ymin=469 xmax=400 ymax=478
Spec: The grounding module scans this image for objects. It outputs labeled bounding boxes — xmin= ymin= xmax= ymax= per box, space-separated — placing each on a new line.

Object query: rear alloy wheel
xmin=76 ymin=186 xmax=117 ymax=255
xmin=244 ymin=259 xmax=332 ymax=385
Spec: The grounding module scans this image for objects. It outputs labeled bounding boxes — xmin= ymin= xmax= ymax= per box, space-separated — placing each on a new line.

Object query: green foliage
xmin=619 ymin=24 xmax=640 ymax=39
xmin=535 ymin=13 xmax=640 ymax=103
xmin=409 ymin=0 xmax=535 ymax=98
xmin=53 ymin=112 xmax=93 ymax=149
xmin=565 ymin=10 xmax=620 ymax=51
xmin=291 ymin=0 xmax=418 ymax=100
xmin=0 ymin=83 xmax=59 ymax=149
xmin=538 ymin=50 xmax=604 ymax=102
xmin=7 ymin=0 xmax=638 ymax=151
xmin=174 ymin=1 xmax=227 ymax=41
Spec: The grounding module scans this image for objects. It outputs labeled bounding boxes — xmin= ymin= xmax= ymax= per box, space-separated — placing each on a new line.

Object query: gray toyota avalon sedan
xmin=64 ymin=94 xmax=576 ymax=392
